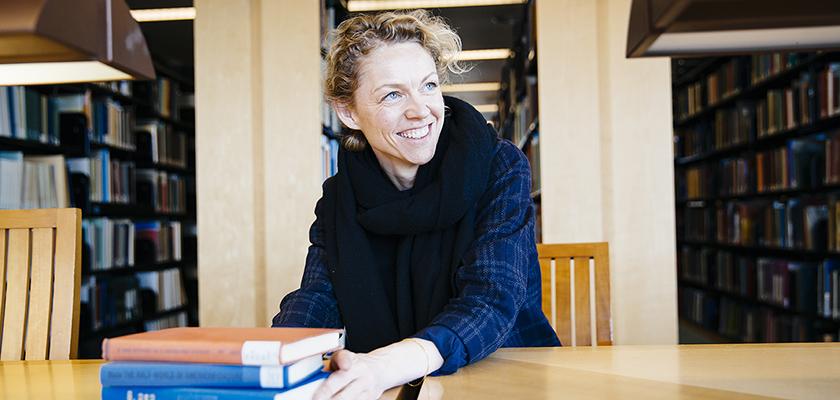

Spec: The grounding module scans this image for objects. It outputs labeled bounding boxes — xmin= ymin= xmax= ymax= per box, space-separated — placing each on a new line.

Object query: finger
xmin=313 ymin=369 xmax=358 ymax=400
xmin=330 ymin=350 xmax=355 ymax=372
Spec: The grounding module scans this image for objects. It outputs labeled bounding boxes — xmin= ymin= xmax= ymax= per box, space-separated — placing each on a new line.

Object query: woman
xmin=272 ymin=9 xmax=559 ymax=399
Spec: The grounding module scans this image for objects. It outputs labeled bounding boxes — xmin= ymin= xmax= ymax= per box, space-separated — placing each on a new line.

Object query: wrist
xmin=366 ymin=338 xmax=443 ymax=391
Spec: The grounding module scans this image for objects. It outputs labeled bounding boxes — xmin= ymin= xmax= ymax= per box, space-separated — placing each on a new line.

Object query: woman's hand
xmin=313 ymin=350 xmax=388 ymax=400
xmin=313 ymin=338 xmax=444 ymax=400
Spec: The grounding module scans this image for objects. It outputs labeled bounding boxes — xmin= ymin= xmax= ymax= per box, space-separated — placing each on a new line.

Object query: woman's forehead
xmin=359 ymin=42 xmax=437 ymax=81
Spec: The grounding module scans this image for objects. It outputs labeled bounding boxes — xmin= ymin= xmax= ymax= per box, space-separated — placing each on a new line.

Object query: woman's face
xmin=336 ymin=41 xmax=445 ymax=173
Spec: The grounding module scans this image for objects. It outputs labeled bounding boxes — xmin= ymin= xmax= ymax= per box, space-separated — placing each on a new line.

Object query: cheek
xmin=372 ymin=109 xmax=403 ymax=133
xmin=430 ymin=101 xmax=445 ymax=120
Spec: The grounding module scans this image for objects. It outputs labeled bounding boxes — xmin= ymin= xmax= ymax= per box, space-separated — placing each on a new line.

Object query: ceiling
xmin=126 ymin=1 xmax=528 ymax=115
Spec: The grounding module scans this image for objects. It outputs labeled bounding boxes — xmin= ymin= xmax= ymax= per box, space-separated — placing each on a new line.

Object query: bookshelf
xmin=495 ymin=0 xmax=541 ymax=242
xmin=672 ymin=51 xmax=840 ymax=343
xmin=319 ymin=0 xmax=348 ymax=181
xmin=0 ymin=71 xmax=198 ymax=358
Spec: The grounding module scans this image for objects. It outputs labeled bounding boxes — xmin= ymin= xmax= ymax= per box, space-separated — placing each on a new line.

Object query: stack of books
xmin=100 ymin=327 xmax=344 ymax=400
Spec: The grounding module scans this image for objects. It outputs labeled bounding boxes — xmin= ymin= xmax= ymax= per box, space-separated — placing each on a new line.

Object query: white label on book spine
xmin=259 ymin=366 xmax=285 ymax=388
xmin=241 ymin=341 xmax=282 ymax=366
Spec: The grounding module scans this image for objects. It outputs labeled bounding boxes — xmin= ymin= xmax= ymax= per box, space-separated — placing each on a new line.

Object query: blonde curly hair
xmin=325 ymin=9 xmax=466 ymax=151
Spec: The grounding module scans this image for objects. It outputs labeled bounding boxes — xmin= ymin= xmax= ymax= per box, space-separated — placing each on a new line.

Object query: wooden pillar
xmin=194 ymin=0 xmax=322 ymax=327
xmin=536 ymin=0 xmax=678 ymax=344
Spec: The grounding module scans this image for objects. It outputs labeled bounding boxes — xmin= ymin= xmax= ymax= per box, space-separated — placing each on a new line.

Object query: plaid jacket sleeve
xmin=414 ymin=139 xmax=536 ymax=374
xmin=271 ymin=196 xmax=343 ymax=329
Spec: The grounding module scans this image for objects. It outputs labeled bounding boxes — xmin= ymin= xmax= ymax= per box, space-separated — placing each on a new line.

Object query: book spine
xmin=101 ymin=386 xmax=279 ymax=400
xmin=102 ymin=339 xmax=291 ymax=365
xmin=101 ymin=372 xmax=328 ymax=400
xmin=102 ymin=338 xmax=247 ymax=364
xmin=100 ymin=363 xmax=269 ymax=388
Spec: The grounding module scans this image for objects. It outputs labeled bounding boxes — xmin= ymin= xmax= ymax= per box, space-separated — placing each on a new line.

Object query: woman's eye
xmin=424 ymin=82 xmax=438 ymax=91
xmin=383 ymin=91 xmax=400 ymax=101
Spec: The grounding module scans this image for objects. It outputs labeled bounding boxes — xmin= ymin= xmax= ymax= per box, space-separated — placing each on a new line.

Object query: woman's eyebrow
xmin=373 ymin=72 xmax=437 ymax=93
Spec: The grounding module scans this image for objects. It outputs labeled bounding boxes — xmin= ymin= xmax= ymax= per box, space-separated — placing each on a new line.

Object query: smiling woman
xmin=335 ymin=41 xmax=444 ymax=190
xmin=272 ymin=9 xmax=560 ymax=400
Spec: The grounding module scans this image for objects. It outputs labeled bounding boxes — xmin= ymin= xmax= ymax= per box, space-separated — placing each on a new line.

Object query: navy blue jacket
xmin=273 ymin=138 xmax=560 ymax=375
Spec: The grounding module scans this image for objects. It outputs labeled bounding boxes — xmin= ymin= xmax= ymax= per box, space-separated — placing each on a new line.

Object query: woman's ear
xmin=333 ymin=102 xmax=361 ymax=130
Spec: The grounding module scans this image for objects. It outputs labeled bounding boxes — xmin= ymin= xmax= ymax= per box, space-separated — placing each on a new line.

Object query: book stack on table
xmin=99 ymin=327 xmax=344 ymax=400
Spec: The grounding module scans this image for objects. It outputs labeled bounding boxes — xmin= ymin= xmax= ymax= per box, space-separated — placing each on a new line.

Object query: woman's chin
xmin=392 ymin=146 xmax=433 ymax=167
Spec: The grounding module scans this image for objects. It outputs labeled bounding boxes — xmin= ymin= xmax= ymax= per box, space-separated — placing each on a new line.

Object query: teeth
xmin=397 ymin=125 xmax=429 ymax=139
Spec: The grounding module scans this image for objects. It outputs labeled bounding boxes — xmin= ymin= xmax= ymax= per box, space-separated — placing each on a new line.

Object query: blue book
xmin=100 ymin=354 xmax=324 ymax=388
xmin=101 ymin=371 xmax=328 ymax=400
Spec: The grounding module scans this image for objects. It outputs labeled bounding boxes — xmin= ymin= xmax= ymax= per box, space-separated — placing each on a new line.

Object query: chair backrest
xmin=0 ymin=208 xmax=82 ymax=360
xmin=537 ymin=242 xmax=612 ymax=346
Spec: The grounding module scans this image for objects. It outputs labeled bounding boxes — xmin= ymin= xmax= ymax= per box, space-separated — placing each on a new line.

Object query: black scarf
xmin=319 ymin=96 xmax=498 ymax=353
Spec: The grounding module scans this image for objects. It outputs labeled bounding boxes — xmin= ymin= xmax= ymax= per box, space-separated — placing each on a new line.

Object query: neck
xmin=371 ymin=150 xmax=418 ymax=191
xmin=387 ymin=168 xmax=418 ymax=191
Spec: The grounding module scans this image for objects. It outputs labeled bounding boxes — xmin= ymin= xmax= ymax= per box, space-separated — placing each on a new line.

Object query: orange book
xmin=102 ymin=327 xmax=344 ymax=365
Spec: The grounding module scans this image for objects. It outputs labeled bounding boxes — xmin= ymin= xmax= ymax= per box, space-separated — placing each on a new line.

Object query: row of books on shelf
xmin=94 ymin=81 xmax=133 ymax=97
xmin=0 ymin=86 xmax=61 ymax=145
xmin=496 ymin=0 xmax=537 ymax=140
xmin=135 ymin=169 xmax=189 ymax=214
xmin=56 ymin=110 xmax=190 ymax=171
xmin=91 ymin=97 xmax=134 ymax=150
xmin=497 ymin=0 xmax=537 ymax=128
xmin=679 ymin=247 xmax=840 ymax=318
xmin=132 ymin=76 xmax=182 ymax=119
xmin=677 ymin=58 xmax=748 ymax=119
xmin=497 ymin=74 xmax=537 ymax=143
xmin=752 ymin=52 xmax=805 ymax=84
xmin=143 ymin=311 xmax=188 ymax=332
xmin=675 ymin=62 xmax=840 ymax=159
xmin=679 ymin=131 xmax=838 ymax=199
xmin=674 ymin=52 xmax=822 ymax=121
xmin=83 ymin=218 xmax=185 ymax=272
xmin=2 ymin=79 xmax=192 ymax=150
xmin=676 ymin=102 xmax=751 ymax=158
xmin=68 ymin=150 xmax=135 ymax=204
xmin=524 ymin=131 xmax=540 ymax=193
xmin=680 ymin=195 xmax=839 ymax=250
xmin=680 ymin=288 xmax=836 ymax=342
xmin=0 ymin=151 xmax=190 ymax=213
xmin=501 ymin=75 xmax=538 ymax=147
xmin=139 ymin=268 xmax=186 ymax=313
xmin=320 ymin=2 xmax=341 ymax=139
xmin=137 ymin=120 xmax=189 ymax=168
xmin=81 ymin=267 xmax=186 ymax=332
xmin=2 ymin=87 xmax=136 ymax=150
xmin=0 ymin=152 xmax=68 ymax=209
xmin=321 ymin=93 xmax=341 ymax=138
xmin=320 ymin=135 xmax=339 ymax=180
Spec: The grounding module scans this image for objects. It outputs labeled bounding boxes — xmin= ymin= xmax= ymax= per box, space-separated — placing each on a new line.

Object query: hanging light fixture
xmin=0 ymin=0 xmax=155 ymax=85
xmin=627 ymin=0 xmax=840 ymax=58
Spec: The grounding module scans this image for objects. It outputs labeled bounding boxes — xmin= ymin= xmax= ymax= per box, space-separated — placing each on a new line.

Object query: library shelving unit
xmin=319 ymin=0 xmax=349 ymax=181
xmin=0 ymin=65 xmax=198 ymax=358
xmin=495 ymin=0 xmax=540 ymax=242
xmin=671 ymin=51 xmax=840 ymax=343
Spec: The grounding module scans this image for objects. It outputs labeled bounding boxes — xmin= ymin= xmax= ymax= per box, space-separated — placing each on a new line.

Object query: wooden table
xmin=1 ymin=343 xmax=838 ymax=399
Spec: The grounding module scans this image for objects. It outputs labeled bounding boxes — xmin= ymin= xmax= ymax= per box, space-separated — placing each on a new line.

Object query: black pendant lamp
xmin=0 ymin=0 xmax=155 ymax=85
xmin=627 ymin=0 xmax=840 ymax=58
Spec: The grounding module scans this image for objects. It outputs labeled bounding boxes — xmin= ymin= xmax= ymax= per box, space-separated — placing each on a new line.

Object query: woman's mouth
xmin=396 ymin=123 xmax=431 ymax=140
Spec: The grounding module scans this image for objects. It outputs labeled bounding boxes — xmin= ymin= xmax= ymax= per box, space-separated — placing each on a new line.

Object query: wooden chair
xmin=0 ymin=208 xmax=82 ymax=360
xmin=537 ymin=242 xmax=612 ymax=346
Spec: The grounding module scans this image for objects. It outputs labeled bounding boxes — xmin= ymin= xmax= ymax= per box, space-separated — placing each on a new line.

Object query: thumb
xmin=329 ymin=350 xmax=355 ymax=371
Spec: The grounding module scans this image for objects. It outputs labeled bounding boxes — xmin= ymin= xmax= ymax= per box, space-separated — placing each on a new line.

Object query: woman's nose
xmin=404 ymin=94 xmax=430 ymax=119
